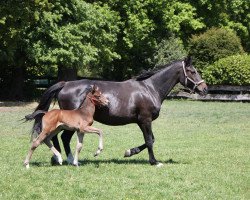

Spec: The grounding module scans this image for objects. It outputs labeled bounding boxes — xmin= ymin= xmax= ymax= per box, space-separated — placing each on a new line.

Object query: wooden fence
xmin=167 ymin=85 xmax=250 ymax=102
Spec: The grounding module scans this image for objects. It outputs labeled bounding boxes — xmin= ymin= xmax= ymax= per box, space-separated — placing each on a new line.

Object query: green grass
xmin=0 ymin=101 xmax=249 ymax=200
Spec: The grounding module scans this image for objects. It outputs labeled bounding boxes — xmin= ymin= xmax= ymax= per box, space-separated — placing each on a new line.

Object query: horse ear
xmin=184 ymin=55 xmax=192 ymax=67
xmin=92 ymin=85 xmax=98 ymax=93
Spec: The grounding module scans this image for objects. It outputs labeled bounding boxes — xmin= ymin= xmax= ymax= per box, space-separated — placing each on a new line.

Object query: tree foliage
xmin=189 ymin=27 xmax=244 ymax=71
xmin=151 ymin=36 xmax=187 ymax=66
xmin=203 ymin=54 xmax=250 ymax=85
xmin=0 ymin=0 xmax=249 ymax=99
xmin=26 ymin=0 xmax=120 ymax=77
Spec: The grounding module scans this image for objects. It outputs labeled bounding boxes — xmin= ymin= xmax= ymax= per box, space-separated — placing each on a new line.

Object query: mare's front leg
xmin=84 ymin=126 xmax=104 ymax=157
xmin=125 ymin=119 xmax=162 ymax=167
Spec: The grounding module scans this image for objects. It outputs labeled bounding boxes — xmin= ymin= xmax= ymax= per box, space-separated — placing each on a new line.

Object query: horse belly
xmin=94 ymin=107 xmax=137 ymax=125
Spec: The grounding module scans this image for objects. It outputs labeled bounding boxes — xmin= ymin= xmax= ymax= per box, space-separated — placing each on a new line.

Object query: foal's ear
xmin=184 ymin=55 xmax=192 ymax=67
xmin=92 ymin=84 xmax=99 ymax=93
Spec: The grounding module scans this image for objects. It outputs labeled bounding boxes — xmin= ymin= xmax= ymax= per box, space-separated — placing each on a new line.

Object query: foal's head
xmin=179 ymin=56 xmax=208 ymax=96
xmin=88 ymin=85 xmax=109 ymax=106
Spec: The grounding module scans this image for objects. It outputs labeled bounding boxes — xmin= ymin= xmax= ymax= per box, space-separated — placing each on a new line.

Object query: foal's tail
xmin=29 ymin=81 xmax=66 ymax=138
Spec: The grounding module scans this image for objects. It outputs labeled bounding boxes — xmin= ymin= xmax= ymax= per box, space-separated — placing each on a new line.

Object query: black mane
xmin=135 ymin=68 xmax=162 ymax=81
xmin=135 ymin=59 xmax=183 ymax=81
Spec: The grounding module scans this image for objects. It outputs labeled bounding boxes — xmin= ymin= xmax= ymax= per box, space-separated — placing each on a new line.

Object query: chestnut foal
xmin=24 ymin=85 xmax=109 ymax=169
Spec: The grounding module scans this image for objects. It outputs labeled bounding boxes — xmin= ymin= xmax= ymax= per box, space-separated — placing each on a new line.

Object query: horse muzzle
xmin=195 ymin=82 xmax=208 ymax=96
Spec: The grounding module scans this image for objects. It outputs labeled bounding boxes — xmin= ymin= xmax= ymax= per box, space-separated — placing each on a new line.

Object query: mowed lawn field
xmin=0 ymin=100 xmax=249 ymax=200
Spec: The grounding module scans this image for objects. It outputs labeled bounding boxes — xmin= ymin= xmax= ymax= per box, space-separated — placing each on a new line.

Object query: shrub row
xmin=188 ymin=28 xmax=244 ymax=71
xmin=203 ymin=54 xmax=250 ymax=85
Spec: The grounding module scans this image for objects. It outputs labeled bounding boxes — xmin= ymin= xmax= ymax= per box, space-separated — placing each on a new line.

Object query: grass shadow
xmin=77 ymin=158 xmax=187 ymax=167
xmin=28 ymin=158 xmax=188 ymax=168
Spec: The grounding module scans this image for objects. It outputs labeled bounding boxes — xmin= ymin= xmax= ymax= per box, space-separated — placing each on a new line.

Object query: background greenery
xmin=0 ymin=0 xmax=249 ymax=100
xmin=0 ymin=100 xmax=249 ymax=199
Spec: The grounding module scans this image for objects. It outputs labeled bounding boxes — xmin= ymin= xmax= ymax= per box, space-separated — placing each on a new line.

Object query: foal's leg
xmin=73 ymin=131 xmax=84 ymax=166
xmin=44 ymin=137 xmax=63 ymax=165
xmin=24 ymin=132 xmax=47 ymax=169
xmin=84 ymin=126 xmax=103 ymax=157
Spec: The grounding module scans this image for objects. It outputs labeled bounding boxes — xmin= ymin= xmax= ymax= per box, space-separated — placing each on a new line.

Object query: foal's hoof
xmin=124 ymin=149 xmax=131 ymax=157
xmin=73 ymin=161 xmax=80 ymax=167
xmin=24 ymin=164 xmax=30 ymax=169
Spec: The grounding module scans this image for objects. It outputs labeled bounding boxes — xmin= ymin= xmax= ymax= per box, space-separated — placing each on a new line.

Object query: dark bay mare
xmin=30 ymin=56 xmax=207 ymax=166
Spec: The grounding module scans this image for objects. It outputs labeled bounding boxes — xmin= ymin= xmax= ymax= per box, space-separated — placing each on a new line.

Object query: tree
xmin=26 ymin=0 xmax=120 ymax=81
xmin=0 ymin=1 xmax=36 ymax=100
xmin=186 ymin=0 xmax=250 ymax=51
xmin=92 ymin=0 xmax=204 ymax=79
xmin=151 ymin=36 xmax=187 ymax=66
xmin=189 ymin=27 xmax=244 ymax=71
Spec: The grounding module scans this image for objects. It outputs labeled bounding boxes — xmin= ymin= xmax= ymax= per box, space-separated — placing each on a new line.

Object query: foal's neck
xmin=78 ymin=97 xmax=96 ymax=116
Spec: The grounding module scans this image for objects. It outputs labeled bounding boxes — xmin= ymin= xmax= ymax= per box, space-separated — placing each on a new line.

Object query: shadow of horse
xmin=28 ymin=158 xmax=189 ymax=168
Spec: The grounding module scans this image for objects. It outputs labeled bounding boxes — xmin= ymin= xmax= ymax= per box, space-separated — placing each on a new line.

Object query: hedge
xmin=189 ymin=27 xmax=244 ymax=71
xmin=203 ymin=54 xmax=250 ymax=85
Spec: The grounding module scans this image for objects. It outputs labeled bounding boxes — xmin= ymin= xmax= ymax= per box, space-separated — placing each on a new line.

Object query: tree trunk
xmin=8 ymin=66 xmax=25 ymax=100
xmin=58 ymin=66 xmax=77 ymax=81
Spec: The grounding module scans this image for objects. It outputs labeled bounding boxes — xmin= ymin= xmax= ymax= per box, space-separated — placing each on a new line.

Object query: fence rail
xmin=168 ymin=85 xmax=250 ymax=102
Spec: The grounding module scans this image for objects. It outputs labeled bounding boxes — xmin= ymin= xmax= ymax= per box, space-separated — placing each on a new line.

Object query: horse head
xmin=88 ymin=85 xmax=109 ymax=106
xmin=180 ymin=56 xmax=208 ymax=96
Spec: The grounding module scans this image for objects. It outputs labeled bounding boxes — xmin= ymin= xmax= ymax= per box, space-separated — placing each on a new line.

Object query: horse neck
xmin=149 ymin=62 xmax=182 ymax=102
xmin=79 ymin=97 xmax=96 ymax=116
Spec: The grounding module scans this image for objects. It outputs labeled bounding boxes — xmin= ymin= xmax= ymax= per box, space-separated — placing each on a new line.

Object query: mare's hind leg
xmin=73 ymin=132 xmax=84 ymax=166
xmin=124 ymin=121 xmax=162 ymax=167
xmin=83 ymin=126 xmax=103 ymax=157
xmin=24 ymin=132 xmax=47 ymax=169
xmin=124 ymin=132 xmax=155 ymax=157
xmin=44 ymin=137 xmax=63 ymax=165
xmin=61 ymin=130 xmax=75 ymax=164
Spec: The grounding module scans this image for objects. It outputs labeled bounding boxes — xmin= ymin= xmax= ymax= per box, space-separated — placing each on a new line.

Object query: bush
xmin=152 ymin=36 xmax=187 ymax=66
xmin=203 ymin=54 xmax=250 ymax=85
xmin=189 ymin=27 xmax=244 ymax=71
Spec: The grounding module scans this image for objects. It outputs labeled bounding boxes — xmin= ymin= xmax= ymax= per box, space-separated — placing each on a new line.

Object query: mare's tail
xmin=25 ymin=110 xmax=46 ymax=121
xmin=29 ymin=81 xmax=66 ymax=139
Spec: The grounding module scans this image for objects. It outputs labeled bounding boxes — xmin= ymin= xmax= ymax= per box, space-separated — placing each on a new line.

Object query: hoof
xmin=156 ymin=162 xmax=164 ymax=168
xmin=67 ymin=153 xmax=74 ymax=165
xmin=58 ymin=157 xmax=63 ymax=165
xmin=73 ymin=161 xmax=80 ymax=167
xmin=94 ymin=149 xmax=102 ymax=157
xmin=124 ymin=149 xmax=131 ymax=157
xmin=25 ymin=164 xmax=30 ymax=169
xmin=51 ymin=155 xmax=60 ymax=166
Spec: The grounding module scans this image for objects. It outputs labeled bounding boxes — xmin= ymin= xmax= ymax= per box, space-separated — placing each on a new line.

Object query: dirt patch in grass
xmin=0 ymin=102 xmax=38 ymax=112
